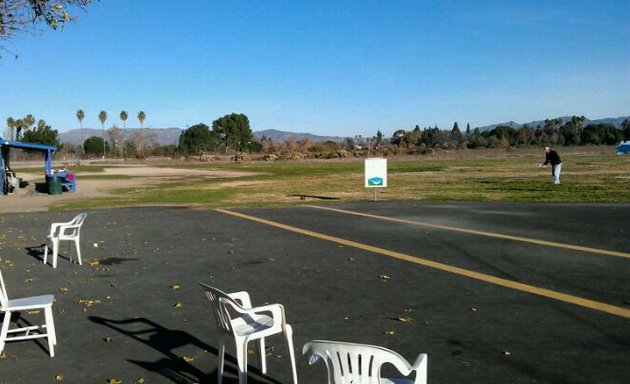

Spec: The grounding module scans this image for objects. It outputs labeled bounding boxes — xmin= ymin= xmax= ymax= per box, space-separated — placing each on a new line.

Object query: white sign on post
xmin=365 ymin=158 xmax=387 ymax=188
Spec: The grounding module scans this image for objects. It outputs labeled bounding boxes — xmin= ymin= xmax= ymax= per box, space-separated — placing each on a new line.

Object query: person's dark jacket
xmin=543 ymin=150 xmax=562 ymax=166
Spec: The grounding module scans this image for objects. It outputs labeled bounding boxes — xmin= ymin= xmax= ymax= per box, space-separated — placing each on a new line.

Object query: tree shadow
xmin=98 ymin=257 xmax=139 ymax=265
xmin=89 ymin=316 xmax=282 ymax=384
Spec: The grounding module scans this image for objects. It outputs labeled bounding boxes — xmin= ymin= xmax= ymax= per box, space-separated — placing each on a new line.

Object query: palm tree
xmin=120 ymin=110 xmax=128 ymax=157
xmin=14 ymin=118 xmax=24 ymax=141
xmin=137 ymin=110 xmax=146 ymax=128
xmin=137 ymin=110 xmax=146 ymax=155
xmin=76 ymin=109 xmax=85 ymax=156
xmin=98 ymin=110 xmax=107 ymax=158
xmin=18 ymin=114 xmax=35 ymax=140
xmin=6 ymin=117 xmax=15 ymax=140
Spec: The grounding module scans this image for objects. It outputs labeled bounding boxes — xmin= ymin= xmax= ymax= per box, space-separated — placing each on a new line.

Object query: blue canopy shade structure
xmin=617 ymin=141 xmax=630 ymax=155
xmin=1 ymin=137 xmax=56 ymax=195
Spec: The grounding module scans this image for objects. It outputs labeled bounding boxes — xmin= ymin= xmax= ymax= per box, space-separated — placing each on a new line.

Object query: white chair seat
xmin=1 ymin=270 xmax=57 ymax=357
xmin=7 ymin=294 xmax=54 ymax=311
xmin=232 ymin=313 xmax=274 ymax=335
xmin=199 ymin=284 xmax=298 ymax=384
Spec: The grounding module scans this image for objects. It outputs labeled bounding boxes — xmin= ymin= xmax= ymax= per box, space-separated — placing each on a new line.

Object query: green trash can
xmin=46 ymin=175 xmax=62 ymax=195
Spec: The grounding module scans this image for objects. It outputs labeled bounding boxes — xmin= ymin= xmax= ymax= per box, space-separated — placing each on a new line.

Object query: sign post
xmin=365 ymin=158 xmax=387 ymax=201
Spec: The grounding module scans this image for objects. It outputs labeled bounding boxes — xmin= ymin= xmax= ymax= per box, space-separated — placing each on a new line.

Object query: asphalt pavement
xmin=0 ymin=202 xmax=628 ymax=383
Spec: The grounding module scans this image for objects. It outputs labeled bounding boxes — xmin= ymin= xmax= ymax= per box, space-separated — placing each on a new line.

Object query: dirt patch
xmin=0 ymin=165 xmax=258 ymax=213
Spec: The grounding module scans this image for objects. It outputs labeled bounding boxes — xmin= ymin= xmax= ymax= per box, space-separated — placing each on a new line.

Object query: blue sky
xmin=1 ymin=0 xmax=628 ymax=138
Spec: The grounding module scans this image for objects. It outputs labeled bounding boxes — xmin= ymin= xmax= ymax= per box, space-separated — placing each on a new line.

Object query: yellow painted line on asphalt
xmin=306 ymin=205 xmax=630 ymax=259
xmin=215 ymin=208 xmax=630 ymax=319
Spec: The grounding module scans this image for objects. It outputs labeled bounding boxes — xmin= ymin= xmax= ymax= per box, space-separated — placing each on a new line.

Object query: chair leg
xmin=284 ymin=324 xmax=298 ymax=384
xmin=52 ymin=239 xmax=59 ymax=268
xmin=0 ymin=311 xmax=11 ymax=354
xmin=75 ymin=238 xmax=82 ymax=265
xmin=44 ymin=306 xmax=56 ymax=357
xmin=218 ymin=341 xmax=225 ymax=384
xmin=259 ymin=337 xmax=267 ymax=374
xmin=235 ymin=338 xmax=249 ymax=384
xmin=43 ymin=242 xmax=49 ymax=265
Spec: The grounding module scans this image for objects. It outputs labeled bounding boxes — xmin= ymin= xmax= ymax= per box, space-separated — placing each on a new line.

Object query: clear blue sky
xmin=1 ymin=0 xmax=628 ymax=138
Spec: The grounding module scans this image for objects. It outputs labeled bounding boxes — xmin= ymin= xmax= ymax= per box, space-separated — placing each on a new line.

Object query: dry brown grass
xmin=6 ymin=146 xmax=629 ymax=212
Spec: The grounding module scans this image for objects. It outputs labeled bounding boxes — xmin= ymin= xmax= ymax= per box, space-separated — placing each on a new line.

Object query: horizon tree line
xmin=74 ymin=109 xmax=147 ymax=157
xmin=381 ymin=116 xmax=630 ymax=152
xmin=5 ymin=113 xmax=630 ymax=160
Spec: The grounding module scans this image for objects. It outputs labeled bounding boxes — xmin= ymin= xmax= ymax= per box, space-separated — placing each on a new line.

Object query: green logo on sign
xmin=368 ymin=177 xmax=383 ymax=186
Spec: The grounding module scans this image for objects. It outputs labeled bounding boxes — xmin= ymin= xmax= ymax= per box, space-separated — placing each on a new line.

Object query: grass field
xmin=36 ymin=146 xmax=628 ymax=211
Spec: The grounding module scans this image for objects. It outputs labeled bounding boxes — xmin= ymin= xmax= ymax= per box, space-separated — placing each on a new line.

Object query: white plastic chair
xmin=43 ymin=213 xmax=87 ymax=268
xmin=199 ymin=283 xmax=298 ymax=384
xmin=303 ymin=340 xmax=428 ymax=384
xmin=0 ymin=269 xmax=57 ymax=357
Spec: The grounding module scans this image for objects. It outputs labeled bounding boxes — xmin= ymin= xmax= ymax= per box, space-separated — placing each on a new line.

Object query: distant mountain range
xmin=476 ymin=116 xmax=629 ymax=132
xmin=59 ymin=127 xmax=182 ymax=146
xmin=253 ymin=129 xmax=345 ymax=143
xmin=58 ymin=127 xmax=347 ymax=146
xmin=58 ymin=115 xmax=628 ymax=146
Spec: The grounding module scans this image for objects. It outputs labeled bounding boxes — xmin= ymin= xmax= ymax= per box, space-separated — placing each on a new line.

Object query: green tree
xmin=83 ymin=136 xmax=108 ymax=156
xmin=544 ymin=118 xmax=562 ymax=145
xmin=404 ymin=126 xmax=422 ymax=149
xmin=621 ymin=119 xmax=630 ymax=141
xmin=137 ymin=110 xmax=146 ymax=154
xmin=21 ymin=119 xmax=59 ymax=146
xmin=13 ymin=118 xmax=24 ymax=140
xmin=76 ymin=109 xmax=85 ymax=155
xmin=581 ymin=124 xmax=620 ymax=145
xmin=22 ymin=113 xmax=35 ymax=139
xmin=98 ymin=110 xmax=107 ymax=156
xmin=10 ymin=114 xmax=34 ymax=140
xmin=467 ymin=127 xmax=486 ymax=148
xmin=137 ymin=110 xmax=146 ymax=128
xmin=390 ymin=129 xmax=406 ymax=146
xmin=450 ymin=122 xmax=463 ymax=145
xmin=119 ymin=110 xmax=128 ymax=129
xmin=515 ymin=124 xmax=535 ymax=146
xmin=561 ymin=115 xmax=585 ymax=145
xmin=178 ymin=123 xmax=212 ymax=155
xmin=211 ymin=113 xmax=253 ymax=152
xmin=374 ymin=130 xmax=383 ymax=148
xmin=6 ymin=117 xmax=16 ymax=140
xmin=486 ymin=125 xmax=516 ymax=146
xmin=420 ymin=127 xmax=442 ymax=147
xmin=344 ymin=137 xmax=355 ymax=151
xmin=119 ymin=110 xmax=128 ymax=156
xmin=244 ymin=140 xmax=262 ymax=153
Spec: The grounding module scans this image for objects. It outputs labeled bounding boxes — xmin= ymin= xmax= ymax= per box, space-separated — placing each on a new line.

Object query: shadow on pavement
xmin=89 ymin=316 xmax=284 ymax=384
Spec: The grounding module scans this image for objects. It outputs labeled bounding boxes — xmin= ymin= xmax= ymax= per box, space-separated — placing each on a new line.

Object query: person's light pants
xmin=552 ymin=163 xmax=562 ymax=184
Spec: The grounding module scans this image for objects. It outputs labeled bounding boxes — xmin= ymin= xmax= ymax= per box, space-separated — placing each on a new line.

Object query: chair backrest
xmin=198 ymin=283 xmax=238 ymax=335
xmin=64 ymin=213 xmax=87 ymax=237
xmin=72 ymin=213 xmax=87 ymax=230
xmin=0 ymin=269 xmax=8 ymax=309
xmin=303 ymin=340 xmax=425 ymax=384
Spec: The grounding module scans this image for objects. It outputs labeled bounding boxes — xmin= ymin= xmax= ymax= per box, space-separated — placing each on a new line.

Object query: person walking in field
xmin=538 ymin=146 xmax=562 ymax=184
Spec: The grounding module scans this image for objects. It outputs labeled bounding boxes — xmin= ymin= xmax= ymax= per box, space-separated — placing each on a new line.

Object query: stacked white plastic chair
xmin=43 ymin=212 xmax=87 ymax=268
xmin=199 ymin=283 xmax=298 ymax=384
xmin=303 ymin=340 xmax=428 ymax=384
xmin=0 ymin=269 xmax=57 ymax=357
